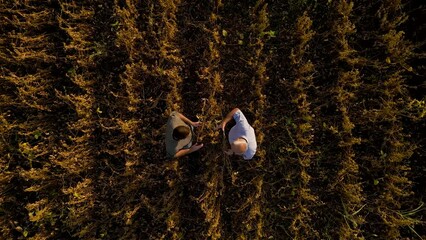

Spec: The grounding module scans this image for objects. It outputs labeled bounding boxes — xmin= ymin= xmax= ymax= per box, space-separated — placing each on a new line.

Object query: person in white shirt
xmin=216 ymin=108 xmax=257 ymax=160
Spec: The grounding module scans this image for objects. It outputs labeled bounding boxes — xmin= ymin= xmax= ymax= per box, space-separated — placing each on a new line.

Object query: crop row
xmin=330 ymin=1 xmax=365 ymax=239
xmin=361 ymin=0 xmax=419 ymax=238
xmin=286 ymin=12 xmax=320 ymax=239
xmin=238 ymin=1 xmax=270 ymax=239
xmin=197 ymin=1 xmax=225 ymax=239
xmin=115 ymin=0 xmax=188 ymax=238
xmin=54 ymin=1 xmax=99 ymax=238
xmin=0 ymin=1 xmax=65 ymax=239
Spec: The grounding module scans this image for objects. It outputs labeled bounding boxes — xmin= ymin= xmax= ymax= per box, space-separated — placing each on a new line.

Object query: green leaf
xmin=222 ymin=29 xmax=228 ymax=37
xmin=373 ymin=179 xmax=379 ymax=185
xmin=261 ymin=30 xmax=276 ymax=38
xmin=267 ymin=30 xmax=276 ymax=37
xmin=23 ymin=230 xmax=28 ymax=237
xmin=386 ymin=57 xmax=391 ymax=64
xmin=34 ymin=130 xmax=42 ymax=140
xmin=96 ymin=107 xmax=102 ymax=114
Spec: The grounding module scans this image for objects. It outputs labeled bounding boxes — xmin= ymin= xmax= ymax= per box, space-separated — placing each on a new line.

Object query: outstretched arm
xmin=177 ymin=112 xmax=201 ymax=127
xmin=217 ymin=108 xmax=240 ymax=131
xmin=174 ymin=143 xmax=204 ymax=158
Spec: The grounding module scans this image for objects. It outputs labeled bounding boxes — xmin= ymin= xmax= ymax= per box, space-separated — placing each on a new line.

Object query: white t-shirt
xmin=228 ymin=110 xmax=257 ymax=160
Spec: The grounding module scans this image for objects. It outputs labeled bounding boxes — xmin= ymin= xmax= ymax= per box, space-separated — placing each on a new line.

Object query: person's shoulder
xmin=243 ymin=142 xmax=256 ymax=159
xmin=243 ymin=149 xmax=256 ymax=160
xmin=170 ymin=111 xmax=179 ymax=117
xmin=168 ymin=111 xmax=183 ymax=125
xmin=233 ymin=109 xmax=243 ymax=116
xmin=233 ymin=109 xmax=248 ymax=123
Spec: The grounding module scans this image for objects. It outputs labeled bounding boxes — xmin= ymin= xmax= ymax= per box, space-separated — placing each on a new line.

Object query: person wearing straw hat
xmin=165 ymin=111 xmax=203 ymax=158
xmin=216 ymin=108 xmax=257 ymax=160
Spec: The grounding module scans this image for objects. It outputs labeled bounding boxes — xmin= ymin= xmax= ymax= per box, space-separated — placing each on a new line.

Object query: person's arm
xmin=173 ymin=143 xmax=204 ymax=158
xmin=174 ymin=148 xmax=192 ymax=158
xmin=177 ymin=112 xmax=201 ymax=127
xmin=217 ymin=108 xmax=240 ymax=131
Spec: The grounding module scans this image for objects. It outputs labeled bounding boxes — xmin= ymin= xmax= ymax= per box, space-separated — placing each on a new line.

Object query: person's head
xmin=173 ymin=126 xmax=190 ymax=140
xmin=231 ymin=138 xmax=248 ymax=155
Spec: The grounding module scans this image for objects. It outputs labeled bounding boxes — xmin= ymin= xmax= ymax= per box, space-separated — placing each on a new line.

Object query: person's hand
xmin=191 ymin=121 xmax=202 ymax=128
xmin=190 ymin=143 xmax=204 ymax=152
xmin=216 ymin=121 xmax=226 ymax=131
xmin=224 ymin=149 xmax=233 ymax=155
